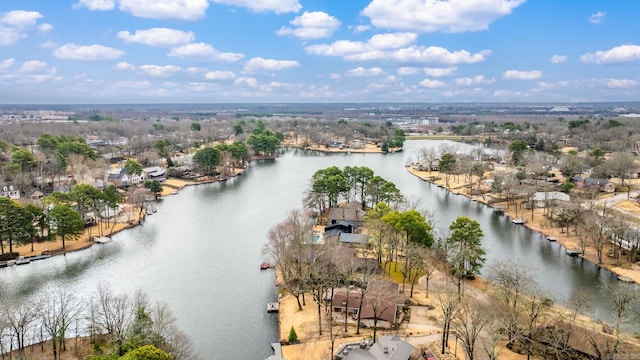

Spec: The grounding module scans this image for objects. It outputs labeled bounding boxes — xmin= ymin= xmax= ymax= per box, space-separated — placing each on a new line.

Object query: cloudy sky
xmin=0 ymin=0 xmax=639 ymax=104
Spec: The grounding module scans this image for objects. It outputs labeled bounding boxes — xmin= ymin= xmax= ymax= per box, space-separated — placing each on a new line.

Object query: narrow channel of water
xmin=0 ymin=140 xmax=631 ymax=359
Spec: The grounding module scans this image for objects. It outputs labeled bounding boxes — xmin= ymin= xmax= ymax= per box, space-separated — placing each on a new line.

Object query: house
xmin=328 ymin=202 xmax=366 ymax=224
xmin=143 ymin=166 xmax=166 ymax=180
xmin=332 ymin=280 xmax=404 ymax=330
xmin=107 ymin=168 xmax=145 ymax=187
xmin=531 ymin=191 xmax=570 ymax=208
xmin=335 ymin=335 xmax=414 ymax=360
xmin=324 ymin=220 xmax=357 ymax=234
xmin=337 ymin=233 xmax=369 ymax=247
xmin=0 ymin=184 xmax=20 ymax=199
xmin=573 ymin=176 xmax=616 ymax=193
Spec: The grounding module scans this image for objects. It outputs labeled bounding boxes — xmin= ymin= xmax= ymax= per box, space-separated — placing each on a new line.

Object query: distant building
xmin=0 ymin=184 xmax=20 ymax=199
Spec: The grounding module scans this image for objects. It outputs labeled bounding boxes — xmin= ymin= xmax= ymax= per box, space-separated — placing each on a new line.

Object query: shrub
xmin=288 ymin=326 xmax=298 ymax=344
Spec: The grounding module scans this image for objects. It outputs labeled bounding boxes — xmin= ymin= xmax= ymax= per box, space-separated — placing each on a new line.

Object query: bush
xmin=288 ymin=326 xmax=298 ymax=344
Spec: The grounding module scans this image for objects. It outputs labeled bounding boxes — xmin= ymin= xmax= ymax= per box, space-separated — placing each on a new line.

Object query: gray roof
xmin=338 ymin=233 xmax=368 ymax=245
xmin=338 ymin=336 xmax=413 ymax=360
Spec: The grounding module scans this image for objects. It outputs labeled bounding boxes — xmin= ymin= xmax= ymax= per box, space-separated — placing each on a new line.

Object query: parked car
xmin=422 ymin=348 xmax=436 ymax=359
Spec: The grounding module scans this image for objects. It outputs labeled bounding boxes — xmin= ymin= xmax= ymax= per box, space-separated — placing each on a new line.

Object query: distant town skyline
xmin=1 ymin=1 xmax=639 ymax=104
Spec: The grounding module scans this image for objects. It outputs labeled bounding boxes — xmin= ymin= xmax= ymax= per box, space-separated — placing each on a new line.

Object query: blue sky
xmin=0 ymin=0 xmax=639 ymax=104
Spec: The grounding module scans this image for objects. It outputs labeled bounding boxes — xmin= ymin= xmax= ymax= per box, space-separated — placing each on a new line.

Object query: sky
xmin=0 ymin=0 xmax=639 ymax=104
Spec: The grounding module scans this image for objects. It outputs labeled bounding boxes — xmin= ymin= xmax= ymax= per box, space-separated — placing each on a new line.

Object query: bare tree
xmin=2 ymin=299 xmax=40 ymax=356
xmin=453 ymin=298 xmax=491 ymax=360
xmin=437 ymin=283 xmax=461 ymax=355
xmin=90 ymin=284 xmax=134 ymax=354
xmin=41 ymin=288 xmax=84 ymax=359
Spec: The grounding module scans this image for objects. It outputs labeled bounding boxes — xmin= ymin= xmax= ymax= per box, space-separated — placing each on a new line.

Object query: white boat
xmin=15 ymin=256 xmax=31 ymax=265
xmin=512 ymin=218 xmax=525 ymax=224
xmin=93 ymin=236 xmax=113 ymax=244
xmin=546 ymin=236 xmax=557 ymax=242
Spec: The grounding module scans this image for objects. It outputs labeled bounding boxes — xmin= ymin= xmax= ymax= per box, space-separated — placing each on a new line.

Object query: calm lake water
xmin=0 ymin=140 xmax=628 ymax=359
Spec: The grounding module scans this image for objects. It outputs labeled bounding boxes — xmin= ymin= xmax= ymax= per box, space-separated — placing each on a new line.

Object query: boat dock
xmin=566 ymin=248 xmax=582 ymax=256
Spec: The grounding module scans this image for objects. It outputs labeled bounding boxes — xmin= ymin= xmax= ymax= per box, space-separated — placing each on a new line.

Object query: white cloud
xmin=185 ymin=67 xmax=207 ymax=75
xmin=276 ymin=11 xmax=340 ymax=39
xmin=243 ymin=57 xmax=301 ymax=73
xmin=1 ymin=10 xmax=43 ymax=28
xmin=306 ymin=33 xmax=418 ymax=58
xmin=330 ymin=73 xmax=342 ymax=80
xmin=424 ymin=66 xmax=457 ymax=77
xmin=39 ymin=23 xmax=53 ymax=32
xmin=118 ymin=28 xmax=195 ymax=47
xmin=167 ymin=42 xmax=244 ymax=62
xmin=307 ymin=34 xmax=489 ymax=64
xmin=352 ymin=25 xmax=371 ymax=34
xmin=235 ymin=77 xmax=259 ymax=87
xmin=607 ymin=79 xmax=638 ymax=88
xmin=0 ymin=58 xmax=15 ymax=72
xmin=454 ymin=75 xmax=494 ymax=86
xmin=0 ymin=10 xmax=43 ymax=45
xmin=138 ymin=64 xmax=182 ymax=77
xmin=362 ymin=0 xmax=526 ymax=33
xmin=19 ymin=60 xmax=53 ymax=73
xmin=589 ymin=11 xmax=605 ymax=24
xmin=419 ymin=78 xmax=446 ymax=88
xmin=118 ymin=0 xmax=209 ymax=20
xmin=362 ymin=46 xmax=489 ymax=64
xmin=211 ymin=0 xmax=301 ymax=14
xmin=204 ymin=70 xmax=236 ymax=80
xmin=73 ymin=0 xmax=116 ymax=11
xmin=503 ymin=70 xmax=542 ymax=80
xmin=113 ymin=61 xmax=135 ymax=70
xmin=397 ymin=67 xmax=418 ymax=75
xmin=580 ymin=45 xmax=640 ymax=64
xmin=345 ymin=67 xmax=383 ymax=77
xmin=53 ymin=43 xmax=125 ymax=60
xmin=550 ymin=54 xmax=567 ymax=64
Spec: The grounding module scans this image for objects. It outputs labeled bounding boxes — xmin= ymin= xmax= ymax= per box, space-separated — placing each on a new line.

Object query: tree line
xmin=0 ymin=284 xmax=193 ymax=359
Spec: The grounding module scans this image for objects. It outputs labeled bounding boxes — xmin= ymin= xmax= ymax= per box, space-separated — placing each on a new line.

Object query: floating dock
xmin=566 ymin=249 xmax=582 ymax=256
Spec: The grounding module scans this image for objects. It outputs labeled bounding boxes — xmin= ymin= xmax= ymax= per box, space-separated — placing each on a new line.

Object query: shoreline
xmin=5 ymin=167 xmax=249 ymax=263
xmin=405 ymin=165 xmax=640 ymax=286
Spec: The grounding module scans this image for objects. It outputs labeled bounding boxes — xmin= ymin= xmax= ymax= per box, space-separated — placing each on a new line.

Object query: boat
xmin=30 ymin=254 xmax=51 ymax=261
xmin=546 ymin=236 xmax=557 ymax=242
xmin=566 ymin=248 xmax=582 ymax=256
xmin=511 ymin=218 xmax=525 ymax=224
xmin=15 ymin=256 xmax=31 ymax=265
xmin=93 ymin=236 xmax=113 ymax=244
xmin=267 ymin=302 xmax=279 ymax=313
xmin=260 ymin=262 xmax=271 ymax=270
xmin=493 ymin=207 xmax=505 ymax=215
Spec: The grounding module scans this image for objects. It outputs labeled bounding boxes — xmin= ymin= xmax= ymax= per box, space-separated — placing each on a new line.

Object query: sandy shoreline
xmin=6 ymin=169 xmax=248 ymax=261
xmin=405 ymin=166 xmax=640 ymax=285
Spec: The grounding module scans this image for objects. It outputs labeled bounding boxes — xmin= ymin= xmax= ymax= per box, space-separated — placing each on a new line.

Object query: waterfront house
xmin=531 ymin=191 xmax=571 ymax=208
xmin=0 ymin=184 xmax=20 ymax=199
xmin=143 ymin=166 xmax=166 ymax=180
xmin=335 ymin=335 xmax=413 ymax=360
xmin=331 ymin=280 xmax=404 ymax=330
xmin=328 ymin=202 xmax=366 ymax=224
xmin=572 ymin=176 xmax=615 ymax=193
